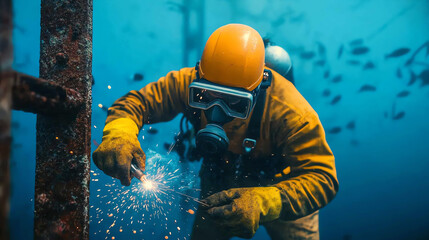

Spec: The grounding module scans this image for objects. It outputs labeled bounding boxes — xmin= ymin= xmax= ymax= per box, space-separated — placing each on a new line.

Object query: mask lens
xmin=191 ymin=88 xmax=211 ymax=105
xmin=225 ymin=97 xmax=249 ymax=115
xmin=189 ymin=82 xmax=254 ymax=119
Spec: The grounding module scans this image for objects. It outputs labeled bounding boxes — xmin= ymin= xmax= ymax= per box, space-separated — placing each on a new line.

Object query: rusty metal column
xmin=35 ymin=0 xmax=92 ymax=239
xmin=0 ymin=0 xmax=13 ymax=239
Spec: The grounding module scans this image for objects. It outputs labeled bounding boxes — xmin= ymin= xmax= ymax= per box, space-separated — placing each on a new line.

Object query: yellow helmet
xmin=198 ymin=24 xmax=265 ymax=91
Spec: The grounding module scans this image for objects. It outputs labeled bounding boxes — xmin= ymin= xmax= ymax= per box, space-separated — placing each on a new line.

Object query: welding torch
xmin=130 ymin=163 xmax=146 ymax=182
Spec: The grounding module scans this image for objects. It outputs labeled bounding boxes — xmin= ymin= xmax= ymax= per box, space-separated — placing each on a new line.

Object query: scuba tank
xmin=264 ymin=40 xmax=294 ymax=84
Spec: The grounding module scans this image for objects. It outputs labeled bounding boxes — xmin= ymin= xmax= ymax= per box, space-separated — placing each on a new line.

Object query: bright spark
xmin=90 ymin=149 xmax=203 ymax=239
xmin=143 ymin=180 xmax=155 ymax=190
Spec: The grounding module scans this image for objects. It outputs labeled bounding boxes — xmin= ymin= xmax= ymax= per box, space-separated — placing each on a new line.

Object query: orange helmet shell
xmin=199 ymin=24 xmax=265 ymax=91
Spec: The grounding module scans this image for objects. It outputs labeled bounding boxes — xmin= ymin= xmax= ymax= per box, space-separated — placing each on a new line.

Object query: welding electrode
xmin=130 ymin=163 xmax=145 ymax=182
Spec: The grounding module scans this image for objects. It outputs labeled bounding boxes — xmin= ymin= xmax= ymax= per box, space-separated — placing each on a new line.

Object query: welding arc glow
xmin=142 ymin=179 xmax=155 ymax=190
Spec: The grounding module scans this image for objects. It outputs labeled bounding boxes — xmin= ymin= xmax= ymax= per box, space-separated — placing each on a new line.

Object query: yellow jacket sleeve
xmin=273 ymin=112 xmax=338 ymax=220
xmin=105 ymin=67 xmax=195 ymax=129
xmin=267 ymin=71 xmax=339 ymax=221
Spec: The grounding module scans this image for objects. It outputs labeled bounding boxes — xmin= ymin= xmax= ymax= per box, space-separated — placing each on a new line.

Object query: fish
xmin=328 ymin=127 xmax=342 ymax=134
xmin=385 ymin=47 xmax=410 ymax=59
xmin=359 ymin=84 xmax=376 ymax=92
xmin=133 ymin=73 xmax=144 ymax=81
xmin=349 ymin=39 xmax=364 ymax=46
xmin=92 ymin=76 xmax=95 ymax=86
xmin=419 ymin=69 xmax=429 ymax=87
xmin=408 ymin=71 xmax=417 ymax=86
xmin=346 ymin=60 xmax=361 ymax=65
xmin=300 ymin=51 xmax=316 ymax=59
xmin=362 ymin=61 xmax=375 ymax=70
xmin=146 ymin=127 xmax=158 ymax=134
xmin=392 ymin=111 xmax=405 ymax=120
xmin=351 ymin=46 xmax=370 ymax=55
xmin=396 ymin=90 xmax=410 ymax=98
xmin=324 ymin=70 xmax=330 ymax=78
xmin=322 ymin=89 xmax=331 ymax=97
xmin=404 ymin=42 xmax=429 ymax=66
xmin=330 ymin=95 xmax=342 ymax=105
xmin=396 ymin=68 xmax=403 ymax=79
xmin=405 ymin=57 xmax=413 ymax=66
xmin=332 ymin=75 xmax=342 ymax=83
xmin=346 ymin=121 xmax=355 ymax=130
xmin=314 ymin=59 xmax=326 ymax=66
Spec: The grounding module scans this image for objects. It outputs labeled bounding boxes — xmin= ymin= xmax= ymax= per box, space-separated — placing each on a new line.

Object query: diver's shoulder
xmin=267 ymin=68 xmax=318 ymax=119
xmin=161 ymin=67 xmax=196 ymax=84
xmin=163 ymin=67 xmax=196 ymax=77
xmin=177 ymin=67 xmax=196 ymax=76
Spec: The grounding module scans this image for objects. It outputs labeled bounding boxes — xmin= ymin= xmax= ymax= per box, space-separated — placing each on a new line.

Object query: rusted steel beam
xmin=8 ymin=71 xmax=84 ymax=115
xmin=35 ymin=0 xmax=92 ymax=239
xmin=0 ymin=0 xmax=13 ymax=239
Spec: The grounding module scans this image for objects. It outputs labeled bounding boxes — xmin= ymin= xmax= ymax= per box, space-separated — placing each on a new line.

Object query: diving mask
xmin=189 ymin=79 xmax=260 ymax=119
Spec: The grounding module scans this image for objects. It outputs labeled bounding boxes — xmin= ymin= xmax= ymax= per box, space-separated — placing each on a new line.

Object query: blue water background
xmin=10 ymin=0 xmax=429 ymax=239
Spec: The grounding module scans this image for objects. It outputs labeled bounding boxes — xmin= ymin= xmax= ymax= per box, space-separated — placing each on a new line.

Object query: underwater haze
xmin=10 ymin=0 xmax=429 ymax=239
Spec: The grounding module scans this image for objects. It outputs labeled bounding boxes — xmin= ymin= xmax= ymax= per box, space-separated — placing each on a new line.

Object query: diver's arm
xmin=272 ymin=112 xmax=339 ymax=220
xmin=92 ymin=67 xmax=194 ymax=185
xmin=106 ymin=67 xmax=194 ymax=129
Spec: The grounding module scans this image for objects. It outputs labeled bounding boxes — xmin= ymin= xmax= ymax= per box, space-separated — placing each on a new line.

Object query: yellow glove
xmin=201 ymin=187 xmax=282 ymax=239
xmin=92 ymin=118 xmax=146 ymax=186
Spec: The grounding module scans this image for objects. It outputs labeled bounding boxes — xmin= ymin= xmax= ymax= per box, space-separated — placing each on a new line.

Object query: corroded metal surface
xmin=9 ymin=71 xmax=84 ymax=114
xmin=0 ymin=0 xmax=13 ymax=71
xmin=0 ymin=77 xmax=11 ymax=240
xmin=35 ymin=0 xmax=93 ymax=239
xmin=0 ymin=77 xmax=12 ymax=240
xmin=0 ymin=0 xmax=13 ymax=239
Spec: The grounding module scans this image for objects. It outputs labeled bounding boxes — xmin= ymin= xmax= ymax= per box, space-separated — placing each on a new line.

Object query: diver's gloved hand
xmin=201 ymin=187 xmax=282 ymax=239
xmin=93 ymin=118 xmax=146 ymax=186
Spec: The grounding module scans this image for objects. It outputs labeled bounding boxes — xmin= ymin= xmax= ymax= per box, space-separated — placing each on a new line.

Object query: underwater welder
xmin=93 ymin=24 xmax=338 ymax=240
